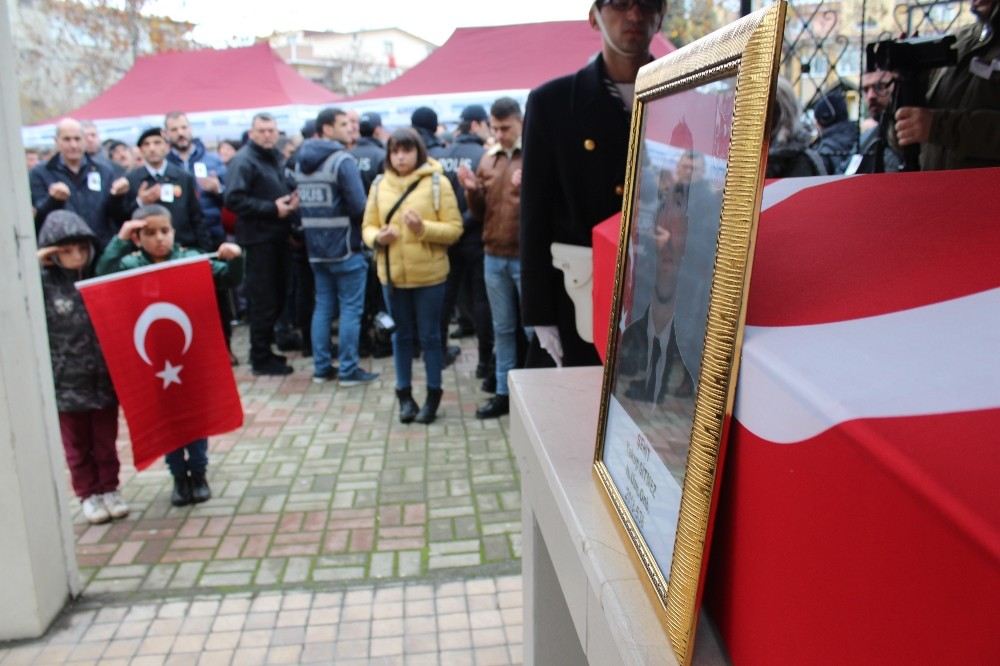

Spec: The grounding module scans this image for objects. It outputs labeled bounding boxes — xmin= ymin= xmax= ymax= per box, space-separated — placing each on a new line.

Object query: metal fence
xmin=778 ymin=0 xmax=974 ymax=112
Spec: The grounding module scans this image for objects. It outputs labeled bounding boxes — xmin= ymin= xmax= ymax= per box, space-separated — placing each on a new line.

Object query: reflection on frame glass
xmin=593 ymin=3 xmax=786 ymax=664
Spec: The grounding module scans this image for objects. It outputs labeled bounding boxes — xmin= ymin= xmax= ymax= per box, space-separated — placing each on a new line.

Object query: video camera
xmin=866 ymin=34 xmax=957 ymax=171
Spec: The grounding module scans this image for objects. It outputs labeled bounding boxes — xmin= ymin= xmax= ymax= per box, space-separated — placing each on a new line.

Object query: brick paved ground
xmin=0 ymin=576 xmax=523 ymax=665
xmin=2 ymin=326 xmax=527 ymax=664
xmin=69 ymin=327 xmax=521 ymax=599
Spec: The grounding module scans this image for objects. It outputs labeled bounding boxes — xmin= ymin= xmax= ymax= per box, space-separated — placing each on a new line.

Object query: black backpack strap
xmin=381 ymin=177 xmax=425 ymax=286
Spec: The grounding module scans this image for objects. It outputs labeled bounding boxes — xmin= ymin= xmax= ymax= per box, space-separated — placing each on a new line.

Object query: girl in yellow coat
xmin=362 ymin=128 xmax=463 ymax=424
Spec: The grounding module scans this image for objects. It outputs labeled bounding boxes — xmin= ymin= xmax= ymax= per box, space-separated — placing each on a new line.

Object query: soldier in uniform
xmin=519 ymin=0 xmax=666 ymax=367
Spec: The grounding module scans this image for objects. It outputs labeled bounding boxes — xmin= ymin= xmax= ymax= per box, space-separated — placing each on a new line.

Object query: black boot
xmin=171 ymin=474 xmax=192 ymax=507
xmin=396 ymin=388 xmax=419 ymax=424
xmin=190 ymin=471 xmax=212 ymax=504
xmin=475 ymin=394 xmax=509 ymax=419
xmin=414 ymin=388 xmax=443 ymax=424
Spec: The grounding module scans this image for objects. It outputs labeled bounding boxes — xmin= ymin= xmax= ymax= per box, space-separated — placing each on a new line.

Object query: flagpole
xmin=76 ymin=253 xmax=214 ymax=289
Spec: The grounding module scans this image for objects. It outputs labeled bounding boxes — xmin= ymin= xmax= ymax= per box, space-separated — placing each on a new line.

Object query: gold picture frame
xmin=593 ymin=3 xmax=786 ymax=663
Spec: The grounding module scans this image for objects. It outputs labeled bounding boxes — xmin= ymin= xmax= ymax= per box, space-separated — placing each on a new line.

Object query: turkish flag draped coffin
xmin=706 ymin=170 xmax=1000 ymax=664
xmin=78 ymin=257 xmax=243 ymax=470
xmin=591 ymin=168 xmax=1000 ymax=663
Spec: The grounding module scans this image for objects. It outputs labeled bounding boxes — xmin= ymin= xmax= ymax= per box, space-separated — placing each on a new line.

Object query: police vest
xmin=294 ymin=151 xmax=356 ymax=263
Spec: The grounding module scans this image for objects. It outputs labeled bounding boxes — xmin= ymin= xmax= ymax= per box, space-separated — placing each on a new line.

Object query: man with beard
xmin=164 ymin=111 xmax=228 ymax=247
xmin=164 ymin=111 xmax=236 ymax=361
xmin=852 ymin=67 xmax=901 ymax=173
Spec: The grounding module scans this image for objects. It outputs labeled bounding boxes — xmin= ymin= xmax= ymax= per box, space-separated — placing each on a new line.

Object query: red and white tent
xmin=22 ymin=43 xmax=341 ymax=147
xmin=344 ymin=20 xmax=674 ymax=128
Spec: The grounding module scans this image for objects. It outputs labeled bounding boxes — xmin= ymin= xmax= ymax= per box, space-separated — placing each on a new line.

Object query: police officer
xmin=438 ymin=105 xmax=495 ymax=384
xmin=351 ymin=112 xmax=387 ymax=196
xmin=520 ymin=0 xmax=666 ymax=367
xmin=293 ymin=107 xmax=377 ymax=387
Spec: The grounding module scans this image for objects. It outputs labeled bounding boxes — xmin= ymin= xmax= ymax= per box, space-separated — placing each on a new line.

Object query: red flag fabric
xmin=591 ymin=168 xmax=1000 ymax=662
xmin=77 ymin=257 xmax=243 ymax=470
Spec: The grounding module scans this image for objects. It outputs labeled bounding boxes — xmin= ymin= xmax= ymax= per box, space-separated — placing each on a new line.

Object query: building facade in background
xmin=269 ymin=28 xmax=436 ymax=97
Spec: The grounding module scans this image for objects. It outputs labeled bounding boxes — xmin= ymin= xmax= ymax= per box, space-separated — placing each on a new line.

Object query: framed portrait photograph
xmin=593 ymin=3 xmax=787 ymax=663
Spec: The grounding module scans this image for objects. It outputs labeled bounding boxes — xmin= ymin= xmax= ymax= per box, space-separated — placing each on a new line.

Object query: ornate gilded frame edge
xmin=592 ymin=3 xmax=787 ymax=664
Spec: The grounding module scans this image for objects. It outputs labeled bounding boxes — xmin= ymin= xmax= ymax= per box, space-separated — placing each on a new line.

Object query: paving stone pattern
xmin=70 ymin=328 xmax=522 ymax=598
xmin=0 ymin=576 xmax=524 ymax=665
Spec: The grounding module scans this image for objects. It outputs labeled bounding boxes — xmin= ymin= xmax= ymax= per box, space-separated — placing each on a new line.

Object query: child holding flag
xmin=37 ymin=210 xmax=128 ymax=525
xmin=96 ymin=204 xmax=243 ymax=507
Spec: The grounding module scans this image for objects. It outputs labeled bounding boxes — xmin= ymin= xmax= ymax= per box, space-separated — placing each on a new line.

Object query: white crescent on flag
xmin=133 ymin=302 xmax=193 ymax=366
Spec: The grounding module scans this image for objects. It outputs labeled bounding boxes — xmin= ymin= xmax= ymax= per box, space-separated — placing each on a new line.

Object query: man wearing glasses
xmin=851 ymin=68 xmax=902 ymax=173
xmin=520 ymin=0 xmax=666 ymax=368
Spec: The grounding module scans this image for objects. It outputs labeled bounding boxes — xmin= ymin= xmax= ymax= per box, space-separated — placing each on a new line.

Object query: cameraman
xmin=895 ymin=0 xmax=1000 ymax=170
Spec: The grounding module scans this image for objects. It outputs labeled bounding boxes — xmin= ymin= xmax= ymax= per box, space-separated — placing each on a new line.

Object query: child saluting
xmin=38 ymin=210 xmax=127 ymax=525
xmin=97 ymin=204 xmax=243 ymax=507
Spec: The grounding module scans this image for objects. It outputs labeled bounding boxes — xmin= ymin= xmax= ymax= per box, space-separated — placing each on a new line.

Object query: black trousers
xmin=441 ymin=231 xmax=493 ymax=365
xmin=245 ymin=240 xmax=291 ymax=365
xmin=277 ymin=247 xmax=314 ymax=351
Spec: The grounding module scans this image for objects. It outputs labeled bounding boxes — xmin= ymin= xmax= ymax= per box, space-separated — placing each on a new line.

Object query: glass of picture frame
xmin=593 ymin=3 xmax=787 ymax=663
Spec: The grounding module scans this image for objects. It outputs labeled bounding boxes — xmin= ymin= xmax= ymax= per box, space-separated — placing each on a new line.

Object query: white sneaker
xmin=101 ymin=491 xmax=130 ymax=520
xmin=81 ymin=495 xmax=111 ymax=524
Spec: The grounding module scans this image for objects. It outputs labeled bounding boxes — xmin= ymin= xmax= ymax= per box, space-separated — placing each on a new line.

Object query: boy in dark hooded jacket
xmin=37 ymin=210 xmax=128 ymax=525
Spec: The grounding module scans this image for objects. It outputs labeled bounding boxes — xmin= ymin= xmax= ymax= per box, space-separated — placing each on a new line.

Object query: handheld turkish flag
xmin=77 ymin=256 xmax=243 ymax=470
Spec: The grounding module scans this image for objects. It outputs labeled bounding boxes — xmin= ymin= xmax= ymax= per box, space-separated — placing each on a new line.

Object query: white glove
xmin=534 ymin=326 xmax=563 ymax=367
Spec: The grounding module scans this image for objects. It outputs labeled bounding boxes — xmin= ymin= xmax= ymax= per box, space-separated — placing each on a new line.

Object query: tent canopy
xmin=64 ymin=43 xmax=339 ymax=121
xmin=350 ymin=20 xmax=674 ymax=101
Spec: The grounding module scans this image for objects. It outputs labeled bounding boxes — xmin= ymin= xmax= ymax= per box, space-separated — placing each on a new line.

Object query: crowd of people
xmin=25 ymin=0 xmax=998 ymax=524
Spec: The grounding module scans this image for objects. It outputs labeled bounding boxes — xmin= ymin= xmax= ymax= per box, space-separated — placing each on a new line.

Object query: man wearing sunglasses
xmin=520 ymin=0 xmax=666 ymax=368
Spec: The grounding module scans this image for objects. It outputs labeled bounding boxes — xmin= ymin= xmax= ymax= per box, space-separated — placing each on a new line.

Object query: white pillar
xmin=0 ymin=0 xmax=80 ymax=640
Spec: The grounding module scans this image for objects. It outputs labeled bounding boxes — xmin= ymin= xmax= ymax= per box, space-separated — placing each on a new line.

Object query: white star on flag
xmin=155 ymin=360 xmax=183 ymax=388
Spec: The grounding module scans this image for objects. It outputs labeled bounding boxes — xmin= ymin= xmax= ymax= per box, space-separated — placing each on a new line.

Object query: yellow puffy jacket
xmin=362 ymin=158 xmax=463 ymax=288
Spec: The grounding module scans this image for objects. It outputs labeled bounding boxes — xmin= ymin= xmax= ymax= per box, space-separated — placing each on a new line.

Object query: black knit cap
xmin=411 ymin=107 xmax=438 ymax=133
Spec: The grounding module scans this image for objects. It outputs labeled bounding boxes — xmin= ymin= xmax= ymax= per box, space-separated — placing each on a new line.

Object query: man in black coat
xmin=520 ymin=0 xmax=665 ymax=367
xmin=224 ymin=112 xmax=300 ymax=375
xmin=30 ymin=118 xmax=130 ymax=247
xmin=126 ymin=128 xmax=212 ymax=252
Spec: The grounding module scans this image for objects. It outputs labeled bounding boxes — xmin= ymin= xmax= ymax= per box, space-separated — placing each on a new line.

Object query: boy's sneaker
xmin=339 ymin=368 xmax=380 ymax=387
xmin=252 ymin=357 xmax=293 ymax=376
xmin=101 ymin=491 xmax=130 ymax=520
xmin=81 ymin=495 xmax=111 ymax=524
xmin=312 ymin=367 xmax=338 ymax=384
